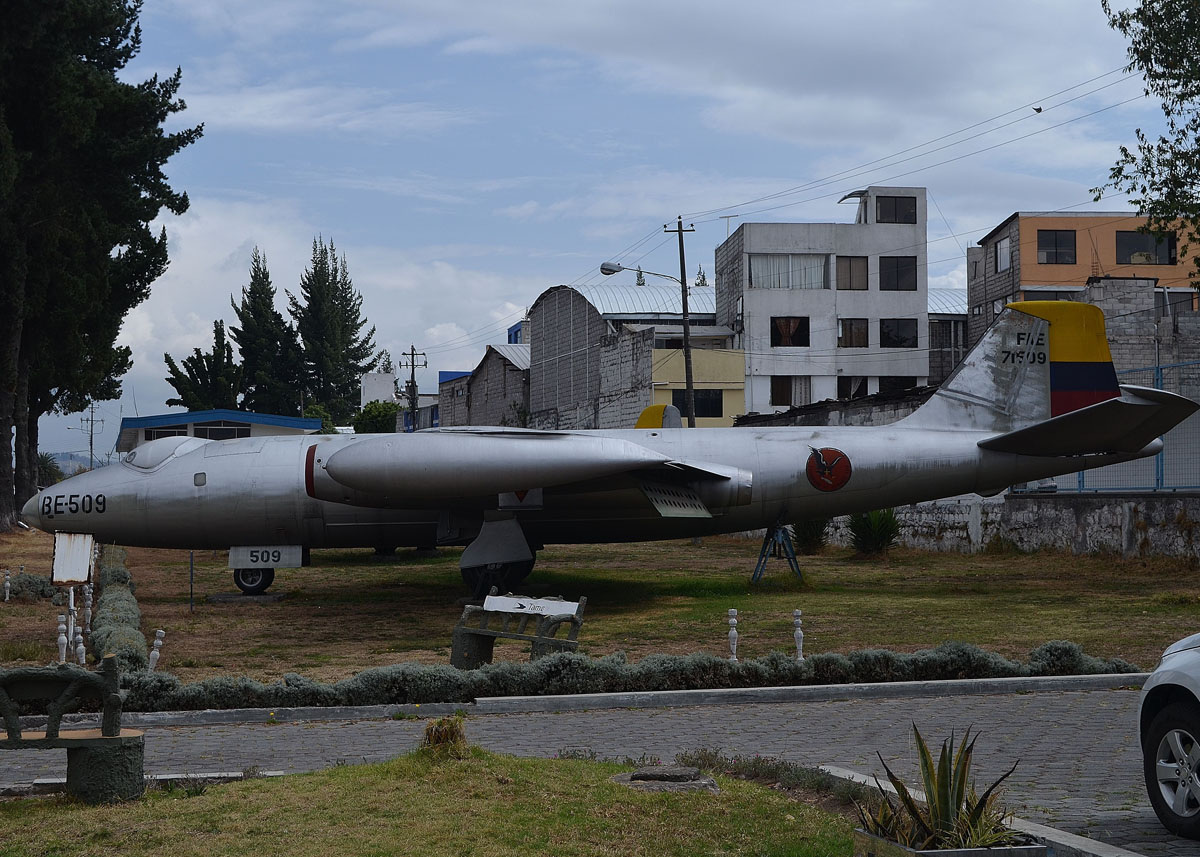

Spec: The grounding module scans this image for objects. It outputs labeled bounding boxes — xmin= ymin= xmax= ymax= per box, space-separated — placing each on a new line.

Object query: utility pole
xmin=69 ymin=401 xmax=103 ymax=470
xmin=665 ymin=216 xmax=696 ymax=427
xmin=398 ymin=345 xmax=427 ymax=432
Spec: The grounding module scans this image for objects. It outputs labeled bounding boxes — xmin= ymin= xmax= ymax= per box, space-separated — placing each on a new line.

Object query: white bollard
xmin=67 ymin=587 xmax=76 ymax=649
xmin=3 ymin=569 xmax=9 ymax=602
xmin=74 ymin=628 xmax=86 ymax=665
xmin=793 ymin=609 xmax=805 ymax=662
xmin=149 ymin=629 xmax=165 ymax=671
xmin=57 ymin=615 xmax=68 ymax=664
xmin=83 ymin=584 xmax=92 ymax=635
xmin=728 ymin=608 xmax=739 ymax=663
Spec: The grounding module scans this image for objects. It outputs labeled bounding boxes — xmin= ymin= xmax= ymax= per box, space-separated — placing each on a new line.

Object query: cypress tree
xmin=230 ymin=248 xmax=302 ymax=415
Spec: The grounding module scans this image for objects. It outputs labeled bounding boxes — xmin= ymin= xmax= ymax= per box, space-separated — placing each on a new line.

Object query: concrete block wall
xmin=827 ymin=494 xmax=1200 ymax=558
xmin=598 ymin=326 xmax=654 ymax=428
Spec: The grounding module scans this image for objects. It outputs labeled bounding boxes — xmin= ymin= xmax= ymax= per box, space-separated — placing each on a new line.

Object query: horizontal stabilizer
xmin=977 ymin=385 xmax=1199 ymax=456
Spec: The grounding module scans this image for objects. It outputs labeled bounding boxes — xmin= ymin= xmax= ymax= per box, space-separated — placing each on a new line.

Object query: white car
xmin=1140 ymin=632 xmax=1200 ymax=839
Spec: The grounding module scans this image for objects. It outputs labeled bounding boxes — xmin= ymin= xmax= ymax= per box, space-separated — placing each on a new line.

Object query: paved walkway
xmin=1 ymin=687 xmax=1195 ymax=856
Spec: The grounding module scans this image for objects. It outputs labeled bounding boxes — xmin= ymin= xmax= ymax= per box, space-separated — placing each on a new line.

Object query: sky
xmin=40 ymin=0 xmax=1164 ymax=462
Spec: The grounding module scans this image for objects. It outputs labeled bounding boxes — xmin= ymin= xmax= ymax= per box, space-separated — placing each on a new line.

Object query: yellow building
xmin=650 ymin=347 xmax=745 ymax=428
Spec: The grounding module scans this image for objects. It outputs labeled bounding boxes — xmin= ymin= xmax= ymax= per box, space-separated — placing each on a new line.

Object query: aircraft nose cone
xmin=20 ymin=492 xmax=42 ymax=529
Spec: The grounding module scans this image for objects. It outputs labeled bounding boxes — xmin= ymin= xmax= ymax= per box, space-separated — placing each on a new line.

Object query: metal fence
xmin=1044 ymin=360 xmax=1200 ymax=493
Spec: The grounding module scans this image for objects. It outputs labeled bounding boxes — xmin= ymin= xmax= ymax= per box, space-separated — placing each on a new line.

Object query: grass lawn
xmin=0 ymin=748 xmax=855 ymax=857
xmin=2 ymin=526 xmax=1198 ymax=682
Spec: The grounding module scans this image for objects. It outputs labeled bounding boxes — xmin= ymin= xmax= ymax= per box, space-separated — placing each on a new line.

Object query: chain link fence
xmin=1041 ymin=360 xmax=1200 ymax=493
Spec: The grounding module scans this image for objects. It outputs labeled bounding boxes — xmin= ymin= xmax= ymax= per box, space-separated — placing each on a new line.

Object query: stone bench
xmin=450 ymin=590 xmax=586 ymax=670
xmin=0 ymin=655 xmax=144 ymax=803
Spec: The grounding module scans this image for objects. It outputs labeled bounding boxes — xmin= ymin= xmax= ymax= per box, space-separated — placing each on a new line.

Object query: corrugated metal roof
xmin=568 ymin=283 xmax=716 ymax=317
xmin=488 ymin=343 xmax=530 ymax=370
xmin=928 ymin=288 xmax=967 ymax=315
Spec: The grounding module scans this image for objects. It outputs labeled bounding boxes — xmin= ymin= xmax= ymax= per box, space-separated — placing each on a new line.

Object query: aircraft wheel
xmin=233 ymin=567 xmax=275 ymax=595
xmin=461 ymin=559 xmax=535 ymax=599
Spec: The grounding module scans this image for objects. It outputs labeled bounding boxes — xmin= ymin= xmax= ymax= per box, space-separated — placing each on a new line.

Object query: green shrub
xmin=791 ymin=519 xmax=831 ymax=555
xmin=848 ymin=508 xmax=902 ymax=555
xmin=850 ymin=649 xmax=913 ymax=683
xmin=807 ymin=652 xmax=855 ymax=684
xmin=6 ymin=572 xmax=62 ymax=604
xmin=1027 ymin=640 xmax=1137 ymax=675
xmin=907 ymin=642 xmax=1024 ymax=681
xmin=422 ymin=713 xmax=468 ymax=758
xmin=102 ymin=625 xmax=148 ymax=673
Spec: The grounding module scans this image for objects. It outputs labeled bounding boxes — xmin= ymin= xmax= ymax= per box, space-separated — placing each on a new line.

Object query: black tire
xmin=460 ymin=559 xmax=535 ymax=599
xmin=233 ymin=567 xmax=275 ymax=596
xmin=1144 ymin=700 xmax=1200 ymax=839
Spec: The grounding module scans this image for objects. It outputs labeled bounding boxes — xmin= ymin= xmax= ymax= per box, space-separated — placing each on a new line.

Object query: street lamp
xmin=600 ymin=255 xmax=697 ymax=428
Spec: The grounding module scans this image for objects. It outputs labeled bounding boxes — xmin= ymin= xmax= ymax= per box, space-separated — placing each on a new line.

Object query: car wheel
xmin=1144 ymin=700 xmax=1200 ymax=839
xmin=233 ymin=567 xmax=275 ymax=595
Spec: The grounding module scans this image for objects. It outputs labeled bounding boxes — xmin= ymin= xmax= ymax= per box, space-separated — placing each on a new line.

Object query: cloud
xmin=185 ymin=84 xmax=477 ymax=139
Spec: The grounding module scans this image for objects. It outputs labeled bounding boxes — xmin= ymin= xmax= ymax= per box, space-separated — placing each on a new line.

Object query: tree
xmin=230 ymin=248 xmax=302 ymax=415
xmin=0 ymin=0 xmax=200 ymax=529
xmin=164 ymin=321 xmax=243 ymax=410
xmin=694 ymin=265 xmax=709 ymax=288
xmin=287 ymin=237 xmax=378 ymax=424
xmin=635 ymin=266 xmax=646 ymax=287
xmin=37 ymin=452 xmax=64 ymax=488
xmin=1097 ymin=0 xmax=1200 ymax=284
xmin=378 ymin=349 xmax=395 ymax=374
xmin=352 ymin=399 xmax=400 ymax=433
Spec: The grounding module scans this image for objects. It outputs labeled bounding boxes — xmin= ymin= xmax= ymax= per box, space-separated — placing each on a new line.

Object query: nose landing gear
xmin=233 ymin=567 xmax=275 ymax=595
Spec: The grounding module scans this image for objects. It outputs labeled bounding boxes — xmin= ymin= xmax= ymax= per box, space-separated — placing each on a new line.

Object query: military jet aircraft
xmin=21 ymin=302 xmax=1198 ymax=595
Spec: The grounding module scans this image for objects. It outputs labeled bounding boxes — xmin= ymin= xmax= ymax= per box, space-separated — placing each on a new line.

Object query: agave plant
xmin=857 ymin=724 xmax=1021 ymax=850
xmin=847 ymin=508 xmax=901 ymax=555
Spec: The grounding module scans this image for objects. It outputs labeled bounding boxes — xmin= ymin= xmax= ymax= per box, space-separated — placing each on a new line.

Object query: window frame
xmin=1116 ymin=230 xmax=1177 ymax=265
xmin=876 ymin=196 xmax=917 ymax=224
xmin=880 ymin=318 xmax=918 ymax=349
xmin=769 ymin=316 xmax=810 ymax=348
xmin=1036 ymin=230 xmax=1076 ymax=264
xmin=672 ymin=388 xmax=723 ymax=418
xmin=879 ymin=256 xmax=917 ymax=291
xmin=837 ymin=317 xmax=869 ymax=348
xmin=836 ymin=256 xmax=868 ymax=291
xmin=995 ymin=236 xmax=1011 ymax=272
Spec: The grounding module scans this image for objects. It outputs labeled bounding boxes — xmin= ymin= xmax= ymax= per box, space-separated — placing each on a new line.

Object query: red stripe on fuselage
xmin=304 ymin=444 xmax=317 ymax=497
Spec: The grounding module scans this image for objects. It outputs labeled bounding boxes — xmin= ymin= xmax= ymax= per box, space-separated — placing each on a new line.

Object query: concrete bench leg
xmin=451 ymin=631 xmax=496 ymax=670
xmin=66 ymin=736 xmax=145 ymax=803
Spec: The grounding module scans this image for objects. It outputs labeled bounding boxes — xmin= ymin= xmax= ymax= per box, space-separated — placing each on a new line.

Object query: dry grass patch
xmin=0 ymin=749 xmax=853 ymax=857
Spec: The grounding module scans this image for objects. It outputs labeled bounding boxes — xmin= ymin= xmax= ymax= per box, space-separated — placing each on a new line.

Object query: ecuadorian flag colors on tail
xmin=1010 ymin=301 xmax=1121 ymax=417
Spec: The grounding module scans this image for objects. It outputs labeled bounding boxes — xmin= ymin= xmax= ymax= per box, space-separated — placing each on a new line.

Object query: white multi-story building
xmin=715 ymin=186 xmax=929 ymax=414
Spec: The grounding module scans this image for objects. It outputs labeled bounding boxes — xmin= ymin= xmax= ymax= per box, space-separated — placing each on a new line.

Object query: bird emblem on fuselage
xmin=806 ymin=446 xmax=852 ymax=492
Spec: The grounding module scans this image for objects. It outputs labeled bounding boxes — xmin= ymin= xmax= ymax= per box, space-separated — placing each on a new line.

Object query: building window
xmin=770 ymin=375 xmax=793 ymax=407
xmin=878 ymin=376 xmax=917 ymax=394
xmin=672 ymin=389 xmax=723 ymax=418
xmin=1020 ymin=289 xmax=1078 ymax=302
xmin=1037 ymin=230 xmax=1076 ymax=264
xmin=879 ymin=256 xmax=917 ymax=291
xmin=1117 ymin=230 xmax=1177 ymax=265
xmin=876 ymin=195 xmax=917 ymax=224
xmin=995 ymin=236 xmax=1011 ymax=272
xmin=193 ymin=420 xmax=252 ymax=441
xmin=837 ymin=376 xmax=868 ymax=400
xmin=770 ymin=316 xmax=810 ymax=347
xmin=1157 ymin=288 xmax=1193 ymax=317
xmin=880 ymin=318 xmax=918 ymax=348
xmin=838 ymin=318 xmax=869 ymax=348
xmin=836 ymin=256 xmax=867 ymax=290
xmin=749 ymin=254 xmax=828 ymax=289
xmin=144 ymin=425 xmax=188 ymax=441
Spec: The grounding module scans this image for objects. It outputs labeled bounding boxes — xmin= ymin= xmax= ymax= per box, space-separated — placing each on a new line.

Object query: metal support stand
xmin=751 ymin=525 xmax=803 ymax=583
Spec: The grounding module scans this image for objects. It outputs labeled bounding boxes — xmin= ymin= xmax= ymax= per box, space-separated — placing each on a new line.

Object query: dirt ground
xmin=2 ymin=525 xmax=1198 ymax=684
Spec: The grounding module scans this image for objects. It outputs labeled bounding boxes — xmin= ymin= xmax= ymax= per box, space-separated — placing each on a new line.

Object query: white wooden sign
xmin=51 ymin=533 xmax=94 ymax=585
xmin=228 ymin=545 xmax=303 ymax=568
xmin=484 ymin=594 xmax=579 ymax=615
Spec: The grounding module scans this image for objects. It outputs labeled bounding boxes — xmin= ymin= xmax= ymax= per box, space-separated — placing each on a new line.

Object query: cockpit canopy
xmin=123 ymin=436 xmax=210 ymax=470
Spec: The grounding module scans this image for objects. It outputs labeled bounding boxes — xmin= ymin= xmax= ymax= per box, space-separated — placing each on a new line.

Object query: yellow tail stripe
xmin=1008 ymin=301 xmax=1114 ymax=364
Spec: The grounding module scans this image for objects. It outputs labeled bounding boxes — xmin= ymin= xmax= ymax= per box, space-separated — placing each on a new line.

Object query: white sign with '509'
xmin=228 ymin=545 xmax=303 ymax=568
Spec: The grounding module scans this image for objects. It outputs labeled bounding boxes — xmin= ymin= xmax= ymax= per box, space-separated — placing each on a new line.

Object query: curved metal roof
xmin=927 ymin=288 xmax=967 ymax=315
xmin=566 ymin=283 xmax=716 ymax=317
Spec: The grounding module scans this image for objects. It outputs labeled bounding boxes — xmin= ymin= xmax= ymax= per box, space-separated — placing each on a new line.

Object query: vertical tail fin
xmin=902 ymin=301 xmax=1120 ymax=433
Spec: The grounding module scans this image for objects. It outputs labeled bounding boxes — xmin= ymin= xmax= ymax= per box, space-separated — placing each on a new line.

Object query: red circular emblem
xmin=805 ymin=447 xmax=852 ymax=492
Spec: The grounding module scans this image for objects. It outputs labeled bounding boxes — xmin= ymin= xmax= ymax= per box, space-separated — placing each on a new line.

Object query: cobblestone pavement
xmin=2 ymin=688 xmax=1195 ymax=856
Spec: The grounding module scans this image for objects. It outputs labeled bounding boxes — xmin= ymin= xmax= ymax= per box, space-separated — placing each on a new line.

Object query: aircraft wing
xmin=977 ymin=384 xmax=1199 ymax=456
xmin=314 ymin=430 xmax=751 ymax=516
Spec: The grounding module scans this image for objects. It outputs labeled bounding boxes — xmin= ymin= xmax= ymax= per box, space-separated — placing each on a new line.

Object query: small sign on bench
xmin=451 ymin=589 xmax=586 ymax=670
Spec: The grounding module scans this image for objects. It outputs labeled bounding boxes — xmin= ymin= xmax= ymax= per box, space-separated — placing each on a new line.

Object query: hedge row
xmin=92 ymin=546 xmax=147 ymax=672
xmin=119 ymin=640 xmax=1137 ymax=712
